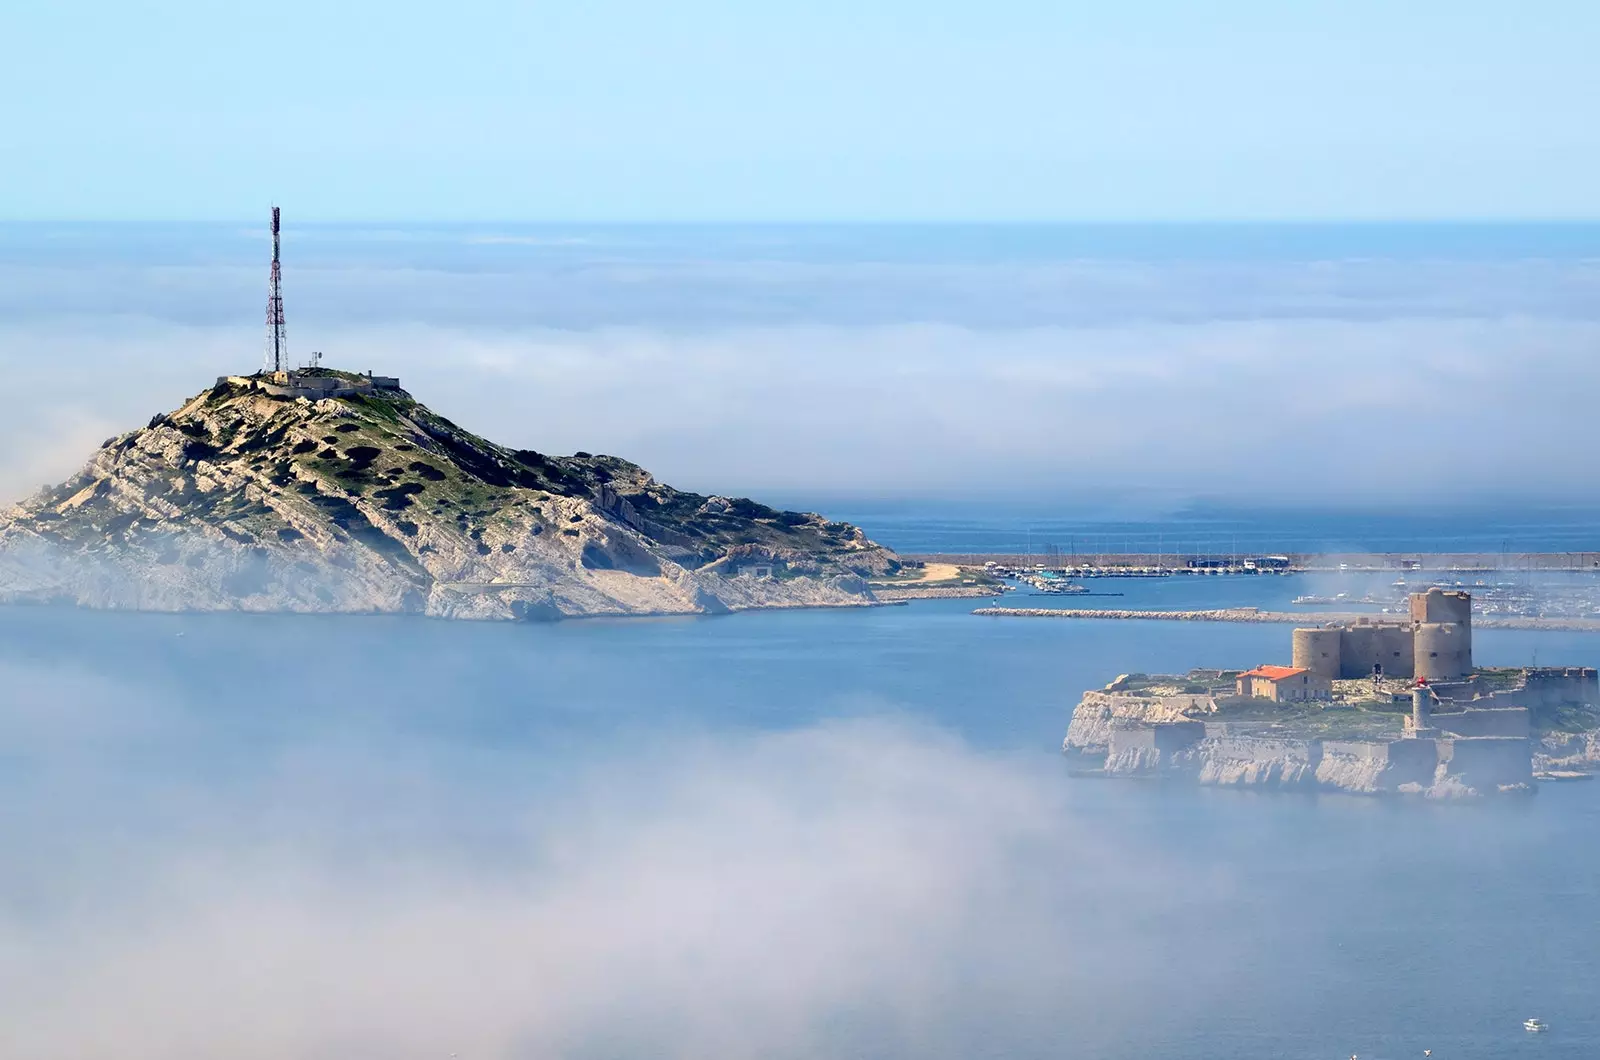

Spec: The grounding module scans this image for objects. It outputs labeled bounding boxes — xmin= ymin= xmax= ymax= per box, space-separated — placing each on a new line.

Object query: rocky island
xmin=1063 ymin=589 xmax=1600 ymax=797
xmin=0 ymin=369 xmax=906 ymax=620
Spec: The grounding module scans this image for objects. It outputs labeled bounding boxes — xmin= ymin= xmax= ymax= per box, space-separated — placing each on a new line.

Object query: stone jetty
xmin=973 ymin=606 xmax=1600 ymax=632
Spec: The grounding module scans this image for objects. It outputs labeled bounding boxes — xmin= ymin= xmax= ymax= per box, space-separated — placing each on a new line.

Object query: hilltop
xmin=0 ymin=371 xmax=899 ymax=619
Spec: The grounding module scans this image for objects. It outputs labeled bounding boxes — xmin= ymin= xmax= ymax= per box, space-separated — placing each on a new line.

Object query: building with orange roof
xmin=1236 ymin=664 xmax=1331 ymax=703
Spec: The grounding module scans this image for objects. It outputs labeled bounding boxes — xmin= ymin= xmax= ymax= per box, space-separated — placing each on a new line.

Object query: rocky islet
xmin=0 ymin=373 xmax=901 ymax=619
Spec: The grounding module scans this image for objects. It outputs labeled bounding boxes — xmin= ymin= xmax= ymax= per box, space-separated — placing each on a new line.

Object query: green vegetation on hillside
xmin=10 ymin=375 xmax=896 ymax=581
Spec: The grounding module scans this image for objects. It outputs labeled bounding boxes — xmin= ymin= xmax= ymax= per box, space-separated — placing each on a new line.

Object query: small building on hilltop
xmin=217 ymin=368 xmax=404 ymax=402
xmin=1237 ymin=664 xmax=1332 ymax=703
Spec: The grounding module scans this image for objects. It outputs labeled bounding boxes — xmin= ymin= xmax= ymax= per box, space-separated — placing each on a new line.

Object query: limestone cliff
xmin=1063 ymin=689 xmax=1216 ymax=754
xmin=1190 ymin=736 xmax=1320 ymax=787
xmin=1535 ymin=729 xmax=1600 ymax=771
xmin=1064 ymin=679 xmax=1536 ymax=798
xmin=0 ymin=374 xmax=898 ymax=619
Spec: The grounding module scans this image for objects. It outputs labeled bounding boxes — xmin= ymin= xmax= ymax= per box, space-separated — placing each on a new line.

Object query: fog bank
xmin=0 ymin=692 xmax=1240 ymax=1059
xmin=3 ymin=225 xmax=1598 ymax=508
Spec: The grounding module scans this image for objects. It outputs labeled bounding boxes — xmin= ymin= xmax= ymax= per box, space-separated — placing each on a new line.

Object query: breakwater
xmin=974 ymin=606 xmax=1600 ymax=632
xmin=871 ymin=584 xmax=1002 ymax=601
xmin=911 ymin=551 xmax=1600 ymax=571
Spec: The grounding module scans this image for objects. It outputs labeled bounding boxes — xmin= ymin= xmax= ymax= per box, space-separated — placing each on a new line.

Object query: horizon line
xmin=5 ymin=216 xmax=1600 ymax=228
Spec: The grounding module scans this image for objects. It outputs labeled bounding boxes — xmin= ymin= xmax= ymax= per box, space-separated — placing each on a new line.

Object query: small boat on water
xmin=1524 ymin=1017 xmax=1548 ymax=1033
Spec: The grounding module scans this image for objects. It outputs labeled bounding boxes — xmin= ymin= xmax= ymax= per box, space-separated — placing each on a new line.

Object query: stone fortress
xmin=1063 ymin=588 xmax=1600 ymax=797
xmin=1292 ymin=587 xmax=1473 ymax=683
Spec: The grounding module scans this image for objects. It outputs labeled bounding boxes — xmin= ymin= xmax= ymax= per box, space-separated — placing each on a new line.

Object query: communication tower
xmin=264 ymin=206 xmax=287 ymax=372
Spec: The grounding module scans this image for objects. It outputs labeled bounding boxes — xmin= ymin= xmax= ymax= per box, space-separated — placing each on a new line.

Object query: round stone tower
xmin=1292 ymin=627 xmax=1342 ymax=681
xmin=1415 ymin=621 xmax=1471 ymax=681
xmin=1411 ymin=588 xmax=1473 ymax=681
xmin=1411 ymin=587 xmax=1473 ymax=626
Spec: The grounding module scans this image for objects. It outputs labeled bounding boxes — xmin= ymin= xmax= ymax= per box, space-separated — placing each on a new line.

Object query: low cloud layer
xmin=0 ymin=672 xmax=1243 ymax=1059
xmin=3 ymin=226 xmax=1598 ymax=508
xmin=1 ymin=627 xmax=1573 ymax=1058
xmin=3 ymin=315 xmax=1598 ymax=508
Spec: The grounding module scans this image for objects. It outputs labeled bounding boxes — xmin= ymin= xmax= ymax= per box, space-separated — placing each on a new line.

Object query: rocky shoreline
xmin=1062 ymin=674 xmax=1600 ymax=799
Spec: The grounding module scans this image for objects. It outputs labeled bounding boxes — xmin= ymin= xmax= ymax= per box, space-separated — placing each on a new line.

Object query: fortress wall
xmin=1104 ymin=722 xmax=1205 ymax=774
xmin=1153 ymin=721 xmax=1208 ymax=752
xmin=1315 ymin=738 xmax=1441 ymax=791
xmin=1107 ymin=722 xmax=1206 ymax=755
xmin=1429 ymin=708 xmax=1530 ymax=739
xmin=1063 ymin=692 xmax=1212 ymax=754
xmin=1191 ymin=735 xmax=1320 ymax=787
xmin=1502 ymin=668 xmax=1600 ymax=708
xmin=1436 ymin=737 xmax=1533 ymax=791
xmin=1104 ymin=728 xmax=1162 ymax=774
xmin=1339 ymin=623 xmax=1414 ymax=679
xmin=1474 ymin=687 xmax=1574 ymax=711
xmin=1383 ymin=738 xmax=1442 ymax=787
xmin=1316 ymin=740 xmax=1391 ymax=793
xmin=1293 ymin=627 xmax=1342 ymax=680
xmin=1430 ymin=678 xmax=1482 ymax=703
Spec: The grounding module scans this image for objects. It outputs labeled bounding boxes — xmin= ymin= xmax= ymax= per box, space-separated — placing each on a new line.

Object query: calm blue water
xmin=821 ymin=501 xmax=1600 ymax=556
xmin=2 ymin=587 xmax=1597 ymax=1057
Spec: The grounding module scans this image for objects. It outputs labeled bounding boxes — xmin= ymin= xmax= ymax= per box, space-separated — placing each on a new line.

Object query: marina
xmin=926 ymin=554 xmax=1600 ymax=623
xmin=911 ymin=551 xmax=1600 ymax=574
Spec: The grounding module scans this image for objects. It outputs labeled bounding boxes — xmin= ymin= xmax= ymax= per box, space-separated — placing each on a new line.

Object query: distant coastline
xmin=820 ymin=505 xmax=1600 ymax=557
xmin=975 ymin=607 xmax=1600 ymax=633
xmin=912 ymin=550 xmax=1600 ymax=571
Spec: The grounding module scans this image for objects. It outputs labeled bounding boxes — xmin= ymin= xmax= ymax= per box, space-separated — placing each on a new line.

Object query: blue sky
xmin=3 ymin=0 xmax=1597 ymax=221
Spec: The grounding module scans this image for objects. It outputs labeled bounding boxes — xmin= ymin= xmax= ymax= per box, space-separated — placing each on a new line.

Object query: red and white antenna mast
xmin=264 ymin=206 xmax=287 ymax=372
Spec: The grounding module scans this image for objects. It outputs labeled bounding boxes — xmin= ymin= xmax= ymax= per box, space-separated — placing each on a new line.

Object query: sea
xmin=820 ymin=502 xmax=1600 ymax=557
xmin=2 ymin=566 xmax=1598 ymax=1058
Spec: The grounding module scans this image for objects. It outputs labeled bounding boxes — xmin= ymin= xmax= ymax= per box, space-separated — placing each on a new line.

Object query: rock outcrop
xmin=1535 ymin=729 xmax=1600 ymax=771
xmin=1064 ymin=684 xmax=1536 ymax=798
xmin=0 ymin=374 xmax=899 ymax=619
xmin=1064 ymin=689 xmax=1216 ymax=754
